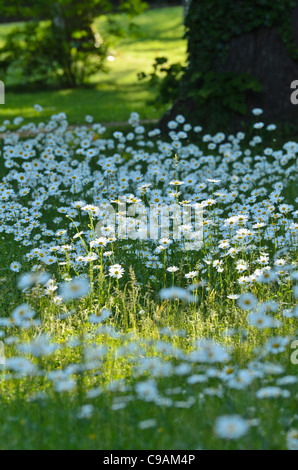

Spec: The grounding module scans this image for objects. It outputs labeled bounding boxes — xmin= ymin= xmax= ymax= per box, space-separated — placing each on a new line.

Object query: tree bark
xmin=160 ymin=1 xmax=298 ymax=133
xmin=213 ymin=2 xmax=298 ymax=126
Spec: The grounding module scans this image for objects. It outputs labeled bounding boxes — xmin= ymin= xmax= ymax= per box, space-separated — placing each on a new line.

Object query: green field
xmin=0 ymin=6 xmax=187 ymax=124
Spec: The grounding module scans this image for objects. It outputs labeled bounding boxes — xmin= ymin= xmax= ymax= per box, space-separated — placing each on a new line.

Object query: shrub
xmin=0 ymin=0 xmax=147 ymax=88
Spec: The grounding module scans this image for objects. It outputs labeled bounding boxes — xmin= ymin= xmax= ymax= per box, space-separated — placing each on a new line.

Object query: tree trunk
xmin=182 ymin=0 xmax=191 ymax=20
xmin=213 ymin=3 xmax=298 ymax=127
xmin=160 ymin=1 xmax=298 ymax=133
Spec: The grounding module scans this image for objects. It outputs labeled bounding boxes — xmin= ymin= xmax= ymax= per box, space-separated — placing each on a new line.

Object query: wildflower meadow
xmin=0 ymin=105 xmax=297 ymax=450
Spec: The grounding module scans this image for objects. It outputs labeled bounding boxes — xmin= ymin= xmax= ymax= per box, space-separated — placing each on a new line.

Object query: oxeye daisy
xmin=108 ymin=264 xmax=124 ymax=279
xmin=10 ymin=261 xmax=21 ymax=272
xmin=252 ymin=108 xmax=263 ymax=116
xmin=265 ymin=336 xmax=289 ymax=354
xmin=166 ymin=266 xmax=179 ymax=273
xmin=253 ymin=122 xmax=264 ymax=129
xmin=237 ymin=293 xmax=257 ymax=311
xmin=169 ymin=180 xmax=184 ymax=186
xmin=159 ymin=287 xmax=195 ymax=302
xmin=59 ymin=278 xmax=90 ymax=301
xmin=185 ymin=271 xmax=198 ymax=279
xmin=34 ymin=104 xmax=43 ymax=112
xmin=227 ymin=294 xmax=240 ymax=300
xmin=214 ymin=415 xmax=250 ymax=440
xmin=12 ymin=303 xmax=36 ymax=322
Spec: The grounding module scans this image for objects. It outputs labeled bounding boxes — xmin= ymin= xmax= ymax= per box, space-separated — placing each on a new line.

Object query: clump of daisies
xmin=0 ymin=106 xmax=296 ymax=450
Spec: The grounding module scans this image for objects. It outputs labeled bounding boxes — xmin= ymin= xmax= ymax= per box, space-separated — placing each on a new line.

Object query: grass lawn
xmin=0 ymin=6 xmax=187 ymax=125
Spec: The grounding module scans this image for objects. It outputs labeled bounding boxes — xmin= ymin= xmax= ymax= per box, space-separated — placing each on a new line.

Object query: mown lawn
xmin=0 ymin=6 xmax=186 ymax=124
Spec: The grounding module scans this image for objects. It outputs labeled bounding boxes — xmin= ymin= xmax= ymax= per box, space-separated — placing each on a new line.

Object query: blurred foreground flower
xmin=215 ymin=415 xmax=250 ymax=440
xmin=59 ymin=277 xmax=90 ymax=301
xmin=159 ymin=287 xmax=196 ymax=302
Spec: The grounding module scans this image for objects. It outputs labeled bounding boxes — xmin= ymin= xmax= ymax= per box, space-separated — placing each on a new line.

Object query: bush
xmin=0 ymin=0 xmax=147 ymax=88
xmin=138 ymin=56 xmax=186 ymax=109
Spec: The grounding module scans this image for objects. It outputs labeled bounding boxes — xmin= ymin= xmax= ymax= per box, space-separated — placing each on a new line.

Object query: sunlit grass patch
xmin=0 ymin=7 xmax=186 ymax=125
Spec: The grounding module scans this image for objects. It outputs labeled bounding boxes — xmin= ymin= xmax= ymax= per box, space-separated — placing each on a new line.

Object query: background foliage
xmin=0 ymin=0 xmax=147 ymax=88
xmin=149 ymin=0 xmax=298 ymax=127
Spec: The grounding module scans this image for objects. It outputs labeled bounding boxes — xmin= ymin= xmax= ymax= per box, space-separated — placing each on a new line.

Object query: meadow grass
xmin=0 ymin=106 xmax=297 ymax=449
